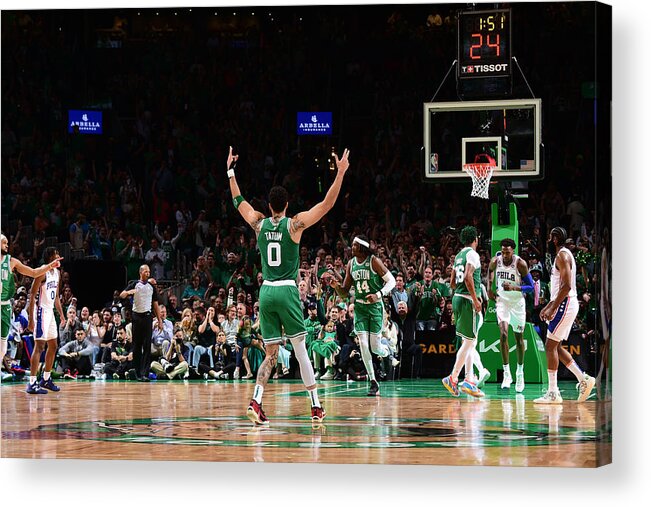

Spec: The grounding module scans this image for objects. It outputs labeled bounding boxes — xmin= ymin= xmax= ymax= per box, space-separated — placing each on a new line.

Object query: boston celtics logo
xmin=13 ymin=414 xmax=605 ymax=449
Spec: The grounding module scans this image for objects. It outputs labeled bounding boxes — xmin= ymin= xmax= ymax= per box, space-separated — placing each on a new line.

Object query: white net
xmin=463 ymin=163 xmax=495 ymax=199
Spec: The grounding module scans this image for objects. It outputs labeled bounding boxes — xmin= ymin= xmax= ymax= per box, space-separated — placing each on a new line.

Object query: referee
xmin=120 ymin=264 xmax=163 ymax=381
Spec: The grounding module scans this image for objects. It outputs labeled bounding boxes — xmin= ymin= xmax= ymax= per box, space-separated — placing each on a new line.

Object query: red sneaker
xmin=246 ymin=400 xmax=269 ymax=426
xmin=311 ymin=406 xmax=326 ymax=423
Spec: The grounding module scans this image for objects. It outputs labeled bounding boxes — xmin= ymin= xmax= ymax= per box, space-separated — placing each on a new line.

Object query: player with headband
xmin=331 ymin=234 xmax=395 ymax=396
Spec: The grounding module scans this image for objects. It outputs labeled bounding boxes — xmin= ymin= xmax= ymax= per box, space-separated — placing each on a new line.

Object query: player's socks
xmin=472 ymin=348 xmax=484 ymax=370
xmin=30 ymin=376 xmax=37 ymax=385
xmin=465 ymin=345 xmax=475 ymax=383
xmin=253 ymin=384 xmax=264 ymax=403
xmin=43 ymin=371 xmax=51 ymax=381
xmin=309 ymin=388 xmax=321 ymax=408
xmin=503 ymin=364 xmax=511 ymax=376
xmin=547 ymin=370 xmax=558 ymax=391
xmin=516 ymin=363 xmax=524 ymax=375
xmin=566 ymin=360 xmax=584 ymax=382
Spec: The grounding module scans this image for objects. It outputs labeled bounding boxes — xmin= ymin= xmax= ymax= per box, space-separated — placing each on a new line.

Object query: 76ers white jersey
xmin=550 ymin=247 xmax=577 ymax=301
xmin=496 ymin=254 xmax=524 ymax=304
xmin=38 ymin=269 xmax=60 ymax=310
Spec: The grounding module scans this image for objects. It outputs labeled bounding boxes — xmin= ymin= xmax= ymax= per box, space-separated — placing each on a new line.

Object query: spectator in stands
xmin=59 ymin=306 xmax=83 ymax=346
xmin=221 ymin=304 xmax=240 ymax=377
xmin=182 ymin=273 xmax=204 ymax=303
xmin=98 ymin=308 xmax=117 ymax=363
xmin=151 ymin=306 xmax=174 ymax=359
xmin=392 ymin=300 xmax=423 ymax=379
xmin=197 ymin=330 xmax=236 ymax=380
xmin=145 ymin=237 xmax=166 ymax=281
xmin=390 ymin=273 xmax=409 ymax=309
xmin=150 ymin=330 xmax=189 ymax=380
xmin=58 ymin=328 xmax=93 ymax=379
xmin=69 ymin=213 xmax=86 ymax=250
xmin=153 ymin=223 xmax=182 ymax=278
xmin=103 ymin=326 xmax=133 ymax=379
xmin=193 ymin=306 xmax=218 ymax=368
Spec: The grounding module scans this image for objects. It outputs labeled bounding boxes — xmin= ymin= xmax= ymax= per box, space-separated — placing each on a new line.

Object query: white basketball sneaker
xmin=501 ymin=370 xmax=512 ymax=389
xmin=515 ymin=371 xmax=525 ymax=393
xmin=577 ymin=373 xmax=596 ymax=402
xmin=477 ymin=368 xmax=490 ymax=388
xmin=533 ymin=389 xmax=563 ymax=404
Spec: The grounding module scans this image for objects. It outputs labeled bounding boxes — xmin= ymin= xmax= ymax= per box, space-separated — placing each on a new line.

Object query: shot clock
xmin=458 ymin=9 xmax=511 ymax=79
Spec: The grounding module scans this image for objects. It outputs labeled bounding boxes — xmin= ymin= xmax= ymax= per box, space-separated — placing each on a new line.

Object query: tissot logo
xmin=462 ymin=63 xmax=509 ymax=74
xmin=297 ymin=112 xmax=332 ymax=135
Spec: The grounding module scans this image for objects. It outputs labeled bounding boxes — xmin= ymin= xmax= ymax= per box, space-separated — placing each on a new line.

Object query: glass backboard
xmin=423 ymin=98 xmax=542 ymax=180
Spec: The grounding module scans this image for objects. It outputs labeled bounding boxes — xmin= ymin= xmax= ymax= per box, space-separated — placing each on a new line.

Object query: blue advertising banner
xmin=297 ymin=112 xmax=332 ymax=135
xmin=68 ymin=110 xmax=103 ymax=134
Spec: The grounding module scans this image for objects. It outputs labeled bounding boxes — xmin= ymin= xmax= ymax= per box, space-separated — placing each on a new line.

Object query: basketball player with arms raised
xmin=535 ymin=227 xmax=595 ymax=404
xmin=27 ymin=247 xmax=66 ymax=394
xmin=226 ymin=146 xmax=350 ymax=425
xmin=1 ymin=235 xmax=62 ymax=383
xmin=488 ymin=238 xmax=533 ymax=392
xmin=330 ymin=234 xmax=395 ymax=396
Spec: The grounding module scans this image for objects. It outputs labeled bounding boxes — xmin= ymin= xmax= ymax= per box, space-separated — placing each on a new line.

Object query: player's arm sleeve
xmin=520 ymin=273 xmax=534 ymax=293
xmin=378 ymin=271 xmax=396 ymax=297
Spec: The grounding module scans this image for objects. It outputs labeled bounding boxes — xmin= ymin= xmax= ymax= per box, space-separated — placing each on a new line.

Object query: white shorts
xmin=496 ymin=297 xmax=526 ymax=333
xmin=546 ymin=297 xmax=579 ymax=342
xmin=35 ymin=307 xmax=58 ymax=341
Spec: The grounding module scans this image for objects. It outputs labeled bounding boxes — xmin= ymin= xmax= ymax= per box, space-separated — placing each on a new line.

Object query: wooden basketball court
xmin=1 ymin=379 xmax=610 ymax=467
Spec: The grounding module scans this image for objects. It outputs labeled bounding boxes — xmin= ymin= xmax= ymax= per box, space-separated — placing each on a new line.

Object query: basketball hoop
xmin=463 ymin=163 xmax=495 ymax=199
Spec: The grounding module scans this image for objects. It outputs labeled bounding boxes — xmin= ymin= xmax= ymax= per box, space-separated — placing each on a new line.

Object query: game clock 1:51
xmin=458 ymin=9 xmax=511 ymax=79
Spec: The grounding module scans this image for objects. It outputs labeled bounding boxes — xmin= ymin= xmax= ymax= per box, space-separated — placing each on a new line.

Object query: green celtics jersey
xmin=258 ymin=217 xmax=299 ymax=282
xmin=453 ymin=247 xmax=481 ymax=297
xmin=1 ymin=254 xmax=15 ymax=302
xmin=350 ymin=255 xmax=384 ymax=301
xmin=417 ymin=280 xmax=439 ymax=320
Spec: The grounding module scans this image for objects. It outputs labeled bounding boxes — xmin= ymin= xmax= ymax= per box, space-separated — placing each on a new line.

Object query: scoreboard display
xmin=458 ymin=9 xmax=511 ymax=79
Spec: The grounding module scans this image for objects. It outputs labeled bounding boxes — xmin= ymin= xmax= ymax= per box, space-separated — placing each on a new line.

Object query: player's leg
xmin=27 ymin=341 xmax=47 ymax=394
xmin=534 ymin=334 xmax=562 ymax=404
xmin=443 ymin=297 xmax=482 ymax=397
xmin=39 ymin=336 xmax=60 ymax=391
xmin=355 ymin=304 xmax=381 ymax=395
xmin=27 ymin=306 xmax=46 ymax=392
xmin=511 ymin=299 xmax=527 ymax=392
xmin=1 ymin=305 xmax=10 ymax=368
xmin=248 ymin=285 xmax=280 ymax=424
xmin=39 ymin=312 xmax=60 ymax=390
xmin=280 ymin=285 xmax=324 ymax=421
xmin=460 ymin=308 xmax=484 ymax=397
xmin=550 ymin=298 xmax=594 ymax=402
xmin=368 ymin=304 xmax=389 ymax=358
xmin=496 ymin=300 xmax=513 ymax=388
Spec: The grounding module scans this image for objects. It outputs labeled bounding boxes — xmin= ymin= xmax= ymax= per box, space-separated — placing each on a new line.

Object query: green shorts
xmin=452 ymin=294 xmax=483 ymax=341
xmin=354 ymin=302 xmax=383 ymax=335
xmin=258 ymin=283 xmax=306 ymax=344
xmin=1 ymin=303 xmax=11 ymax=340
